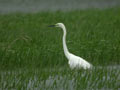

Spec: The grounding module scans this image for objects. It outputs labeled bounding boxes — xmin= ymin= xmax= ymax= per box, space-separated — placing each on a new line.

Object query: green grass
xmin=0 ymin=8 xmax=120 ymax=69
xmin=0 ymin=67 xmax=119 ymax=89
xmin=0 ymin=8 xmax=120 ymax=89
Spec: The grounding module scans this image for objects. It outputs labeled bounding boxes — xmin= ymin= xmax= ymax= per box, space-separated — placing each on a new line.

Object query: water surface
xmin=0 ymin=66 xmax=119 ymax=89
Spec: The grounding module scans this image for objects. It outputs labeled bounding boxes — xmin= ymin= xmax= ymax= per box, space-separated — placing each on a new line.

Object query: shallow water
xmin=0 ymin=0 xmax=120 ymax=13
xmin=0 ymin=66 xmax=119 ymax=89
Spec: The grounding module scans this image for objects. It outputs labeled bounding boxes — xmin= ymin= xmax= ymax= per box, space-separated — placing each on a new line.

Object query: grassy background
xmin=0 ymin=8 xmax=120 ymax=69
xmin=0 ymin=8 xmax=120 ymax=89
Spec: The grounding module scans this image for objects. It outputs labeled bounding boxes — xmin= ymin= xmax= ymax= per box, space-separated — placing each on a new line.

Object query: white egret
xmin=49 ymin=23 xmax=92 ymax=69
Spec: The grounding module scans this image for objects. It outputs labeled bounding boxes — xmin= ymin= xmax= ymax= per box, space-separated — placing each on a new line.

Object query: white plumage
xmin=68 ymin=53 xmax=92 ymax=69
xmin=49 ymin=23 xmax=92 ymax=69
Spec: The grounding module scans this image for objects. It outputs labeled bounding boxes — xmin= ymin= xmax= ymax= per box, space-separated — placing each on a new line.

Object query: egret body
xmin=49 ymin=23 xmax=92 ymax=69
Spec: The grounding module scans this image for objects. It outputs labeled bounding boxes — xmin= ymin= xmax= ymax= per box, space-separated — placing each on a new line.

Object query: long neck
xmin=62 ymin=26 xmax=70 ymax=59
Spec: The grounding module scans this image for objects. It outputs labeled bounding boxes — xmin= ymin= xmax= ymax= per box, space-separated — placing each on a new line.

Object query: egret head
xmin=48 ymin=23 xmax=65 ymax=28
